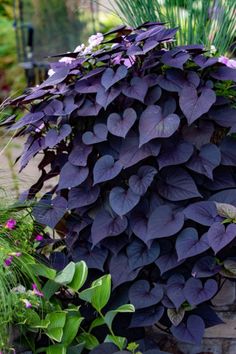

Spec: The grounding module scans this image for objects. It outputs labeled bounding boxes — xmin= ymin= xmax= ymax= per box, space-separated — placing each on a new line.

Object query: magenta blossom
xmin=22 ymin=299 xmax=32 ymax=308
xmin=32 ymin=283 xmax=44 ymax=297
xmin=4 ymin=255 xmax=14 ymax=267
xmin=35 ymin=234 xmax=44 ymax=241
xmin=219 ymin=56 xmax=236 ymax=69
xmin=5 ymin=219 xmax=16 ymax=230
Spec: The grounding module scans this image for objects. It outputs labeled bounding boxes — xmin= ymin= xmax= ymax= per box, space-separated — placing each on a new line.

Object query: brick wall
xmin=148 ymin=280 xmax=236 ymax=354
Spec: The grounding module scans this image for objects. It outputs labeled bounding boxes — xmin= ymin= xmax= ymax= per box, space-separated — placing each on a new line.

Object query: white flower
xmin=210 ymin=45 xmax=217 ymax=54
xmin=82 ymin=45 xmax=93 ymax=55
xmin=59 ymin=56 xmax=75 ymax=64
xmin=12 ymin=285 xmax=26 ymax=293
xmin=74 ymin=43 xmax=85 ymax=53
xmin=48 ymin=69 xmax=55 ymax=77
xmin=88 ymin=32 xmax=104 ymax=47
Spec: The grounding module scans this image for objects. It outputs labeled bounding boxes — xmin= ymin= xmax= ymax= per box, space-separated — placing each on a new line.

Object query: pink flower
xmin=32 ymin=283 xmax=44 ymax=297
xmin=88 ymin=33 xmax=104 ymax=47
xmin=22 ymin=299 xmax=32 ymax=308
xmin=5 ymin=219 xmax=16 ymax=230
xmin=35 ymin=234 xmax=44 ymax=241
xmin=219 ymin=56 xmax=236 ymax=69
xmin=4 ymin=256 xmax=14 ymax=267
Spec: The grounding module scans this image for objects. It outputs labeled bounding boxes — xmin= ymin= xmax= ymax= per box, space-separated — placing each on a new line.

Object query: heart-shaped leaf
xmin=91 ymin=210 xmax=128 ymax=246
xmin=101 ymin=66 xmax=128 ymax=90
xmin=155 ymin=252 xmax=184 ymax=275
xmin=183 ymin=278 xmax=218 ymax=305
xmin=179 ymin=85 xmax=216 ymax=125
xmin=68 ymin=185 xmax=100 ymax=209
xmin=10 ymin=111 xmax=44 ymax=130
xmin=129 ymin=165 xmax=157 ymax=196
xmin=161 ymin=49 xmax=190 ymax=69
xmin=122 ymin=77 xmax=148 ymax=103
xmin=207 ymin=222 xmax=236 ymax=254
xmin=166 ymin=274 xmax=185 ymax=309
xmin=220 ymin=137 xmax=236 ymax=166
xmin=129 ymin=305 xmax=164 ymax=328
xmin=57 ymin=162 xmax=89 ymax=190
xmin=147 ymin=205 xmax=184 ymax=241
xmin=167 ymin=307 xmax=185 ymax=326
xmin=107 ymin=108 xmax=137 ymax=138
xmin=157 ymin=139 xmax=193 ymax=169
xmin=82 ymin=124 xmax=108 ymax=145
xmin=184 ymin=201 xmax=218 ymax=226
xmin=129 ymin=280 xmax=163 ymax=309
xmin=182 ymin=121 xmax=214 ymax=149
xmin=69 ymin=141 xmax=92 ymax=166
xmin=45 ymin=125 xmax=72 ymax=148
xmin=171 ymin=315 xmax=205 ymax=345
xmin=93 ymin=155 xmax=123 ymax=184
xmin=126 ymin=239 xmax=160 ymax=270
xmin=109 ymin=187 xmax=140 ymax=216
xmin=139 ymin=105 xmax=180 ymax=146
xmin=109 ymin=252 xmax=141 ymax=288
xmin=96 ymin=86 xmax=121 ymax=109
xmin=176 ymin=228 xmax=209 ymax=261
xmin=192 ymin=256 xmax=221 ymax=278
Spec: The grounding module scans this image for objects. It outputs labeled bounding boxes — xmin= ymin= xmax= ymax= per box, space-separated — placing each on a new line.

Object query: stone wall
xmin=148 ymin=280 xmax=236 ymax=354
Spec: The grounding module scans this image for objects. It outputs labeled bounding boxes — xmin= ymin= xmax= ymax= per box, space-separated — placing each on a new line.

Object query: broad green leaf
xmin=29 ymin=263 xmax=56 ymax=280
xmin=68 ymin=261 xmax=88 ymax=291
xmin=24 ymin=309 xmax=41 ymax=327
xmin=80 ymin=274 xmax=111 ymax=312
xmin=54 ymin=262 xmax=76 ymax=285
xmin=61 ymin=312 xmax=84 ymax=345
xmin=104 ymin=304 xmax=135 ymax=329
xmin=105 ymin=334 xmax=126 ymax=350
xmin=89 ymin=316 xmax=105 ymax=332
xmin=31 ymin=319 xmax=50 ymax=329
xmin=42 ymin=279 xmax=61 ymax=300
xmin=45 ymin=312 xmax=66 ymax=342
xmin=78 ymin=332 xmax=99 ymax=350
xmin=46 ymin=344 xmax=66 ymax=354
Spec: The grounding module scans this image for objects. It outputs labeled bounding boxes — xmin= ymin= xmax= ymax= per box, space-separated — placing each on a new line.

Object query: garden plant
xmin=3 ymin=21 xmax=236 ymax=352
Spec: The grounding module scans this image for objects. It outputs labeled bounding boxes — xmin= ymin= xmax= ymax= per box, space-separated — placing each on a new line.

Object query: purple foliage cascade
xmin=6 ymin=22 xmax=236 ymax=345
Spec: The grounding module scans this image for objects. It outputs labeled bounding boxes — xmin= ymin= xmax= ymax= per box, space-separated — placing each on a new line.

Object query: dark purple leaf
xmin=207 ymin=222 xmax=236 ymax=254
xmin=129 ymin=204 xmax=149 ymax=244
xmin=183 ymin=278 xmax=218 ymax=305
xmin=220 ymin=137 xmax=236 ymax=166
xmin=68 ymin=185 xmax=100 ymax=209
xmin=119 ymin=131 xmax=161 ymax=168
xmin=126 ymin=239 xmax=160 ymax=270
xmin=176 ymin=228 xmax=209 ymax=261
xmin=130 ymin=305 xmax=164 ymax=328
xmin=210 ymin=67 xmax=236 ymax=81
xmin=179 ymin=85 xmax=216 ymax=125
xmin=91 ymin=210 xmax=127 ymax=246
xmin=166 ymin=274 xmax=185 ymax=309
xmin=20 ymin=136 xmax=45 ymax=171
xmin=194 ymin=55 xmax=218 ymax=68
xmin=144 ymin=85 xmax=162 ymax=105
xmin=57 ymin=161 xmax=89 ymax=190
xmin=109 ymin=252 xmax=141 ymax=288
xmin=205 ymin=167 xmax=236 ymax=191
xmin=101 ymin=66 xmax=128 ymax=90
xmin=107 ymin=108 xmax=137 ymax=138
xmin=93 ymin=155 xmax=123 ymax=184
xmin=45 ymin=124 xmax=72 ymax=148
xmin=44 ymin=99 xmax=64 ymax=115
xmin=39 ymin=67 xmax=70 ymax=88
xmin=72 ymin=242 xmax=108 ymax=271
xmin=209 ymin=189 xmax=236 ymax=206
xmin=139 ymin=105 xmax=180 ymax=146
xmin=122 ymin=77 xmax=148 ymax=103
xmin=209 ymin=107 xmax=236 ymax=128
xmin=157 ymin=167 xmax=201 ymax=201
xmin=192 ymin=256 xmax=221 ymax=278
xmin=129 ymin=280 xmax=163 ymax=309
xmin=68 ymin=141 xmax=92 ymax=167
xmin=186 ymin=144 xmax=221 ymax=179
xmin=62 ymin=96 xmax=77 ymax=115
xmin=9 ymin=112 xmax=44 ymax=130
xmin=82 ymin=124 xmax=108 ymax=145
xmin=77 ymin=99 xmax=102 ymax=116
xmin=184 ymin=201 xmax=218 ymax=226
xmin=90 ymin=343 xmax=118 ymax=354
xmin=32 ymin=195 xmax=67 ymax=229
xmin=109 ymin=187 xmax=140 ymax=216
xmin=155 ymin=251 xmax=184 ymax=274
xmin=96 ymin=86 xmax=121 ymax=109
xmin=171 ymin=315 xmax=205 ymax=345
xmin=157 ymin=139 xmax=193 ymax=169
xmin=75 ymin=78 xmax=101 ymax=93
xmin=182 ymin=121 xmax=214 ymax=149
xmin=129 ymin=165 xmax=157 ymax=196
xmin=147 ymin=205 xmax=184 ymax=241
xmin=161 ymin=50 xmax=190 ymax=69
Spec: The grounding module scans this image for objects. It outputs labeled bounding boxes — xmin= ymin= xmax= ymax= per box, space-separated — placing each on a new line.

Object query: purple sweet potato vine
xmin=6 ymin=23 xmax=236 ymax=345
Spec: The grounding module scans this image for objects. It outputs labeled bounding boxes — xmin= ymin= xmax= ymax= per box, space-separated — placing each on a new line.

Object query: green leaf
xmin=77 ymin=332 xmax=99 ymax=350
xmin=104 ymin=304 xmax=135 ymax=329
xmin=29 ymin=263 xmax=56 ymax=280
xmin=89 ymin=316 xmax=105 ymax=332
xmin=55 ymin=262 xmax=76 ymax=285
xmin=105 ymin=334 xmax=126 ymax=351
xmin=79 ymin=274 xmax=111 ymax=312
xmin=61 ymin=312 xmax=84 ymax=345
xmin=68 ymin=261 xmax=88 ymax=292
xmin=127 ymin=342 xmax=139 ymax=352
xmin=46 ymin=344 xmax=67 ymax=354
xmin=45 ymin=312 xmax=66 ymax=342
xmin=42 ymin=279 xmax=61 ymax=300
xmin=24 ymin=309 xmax=41 ymax=327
